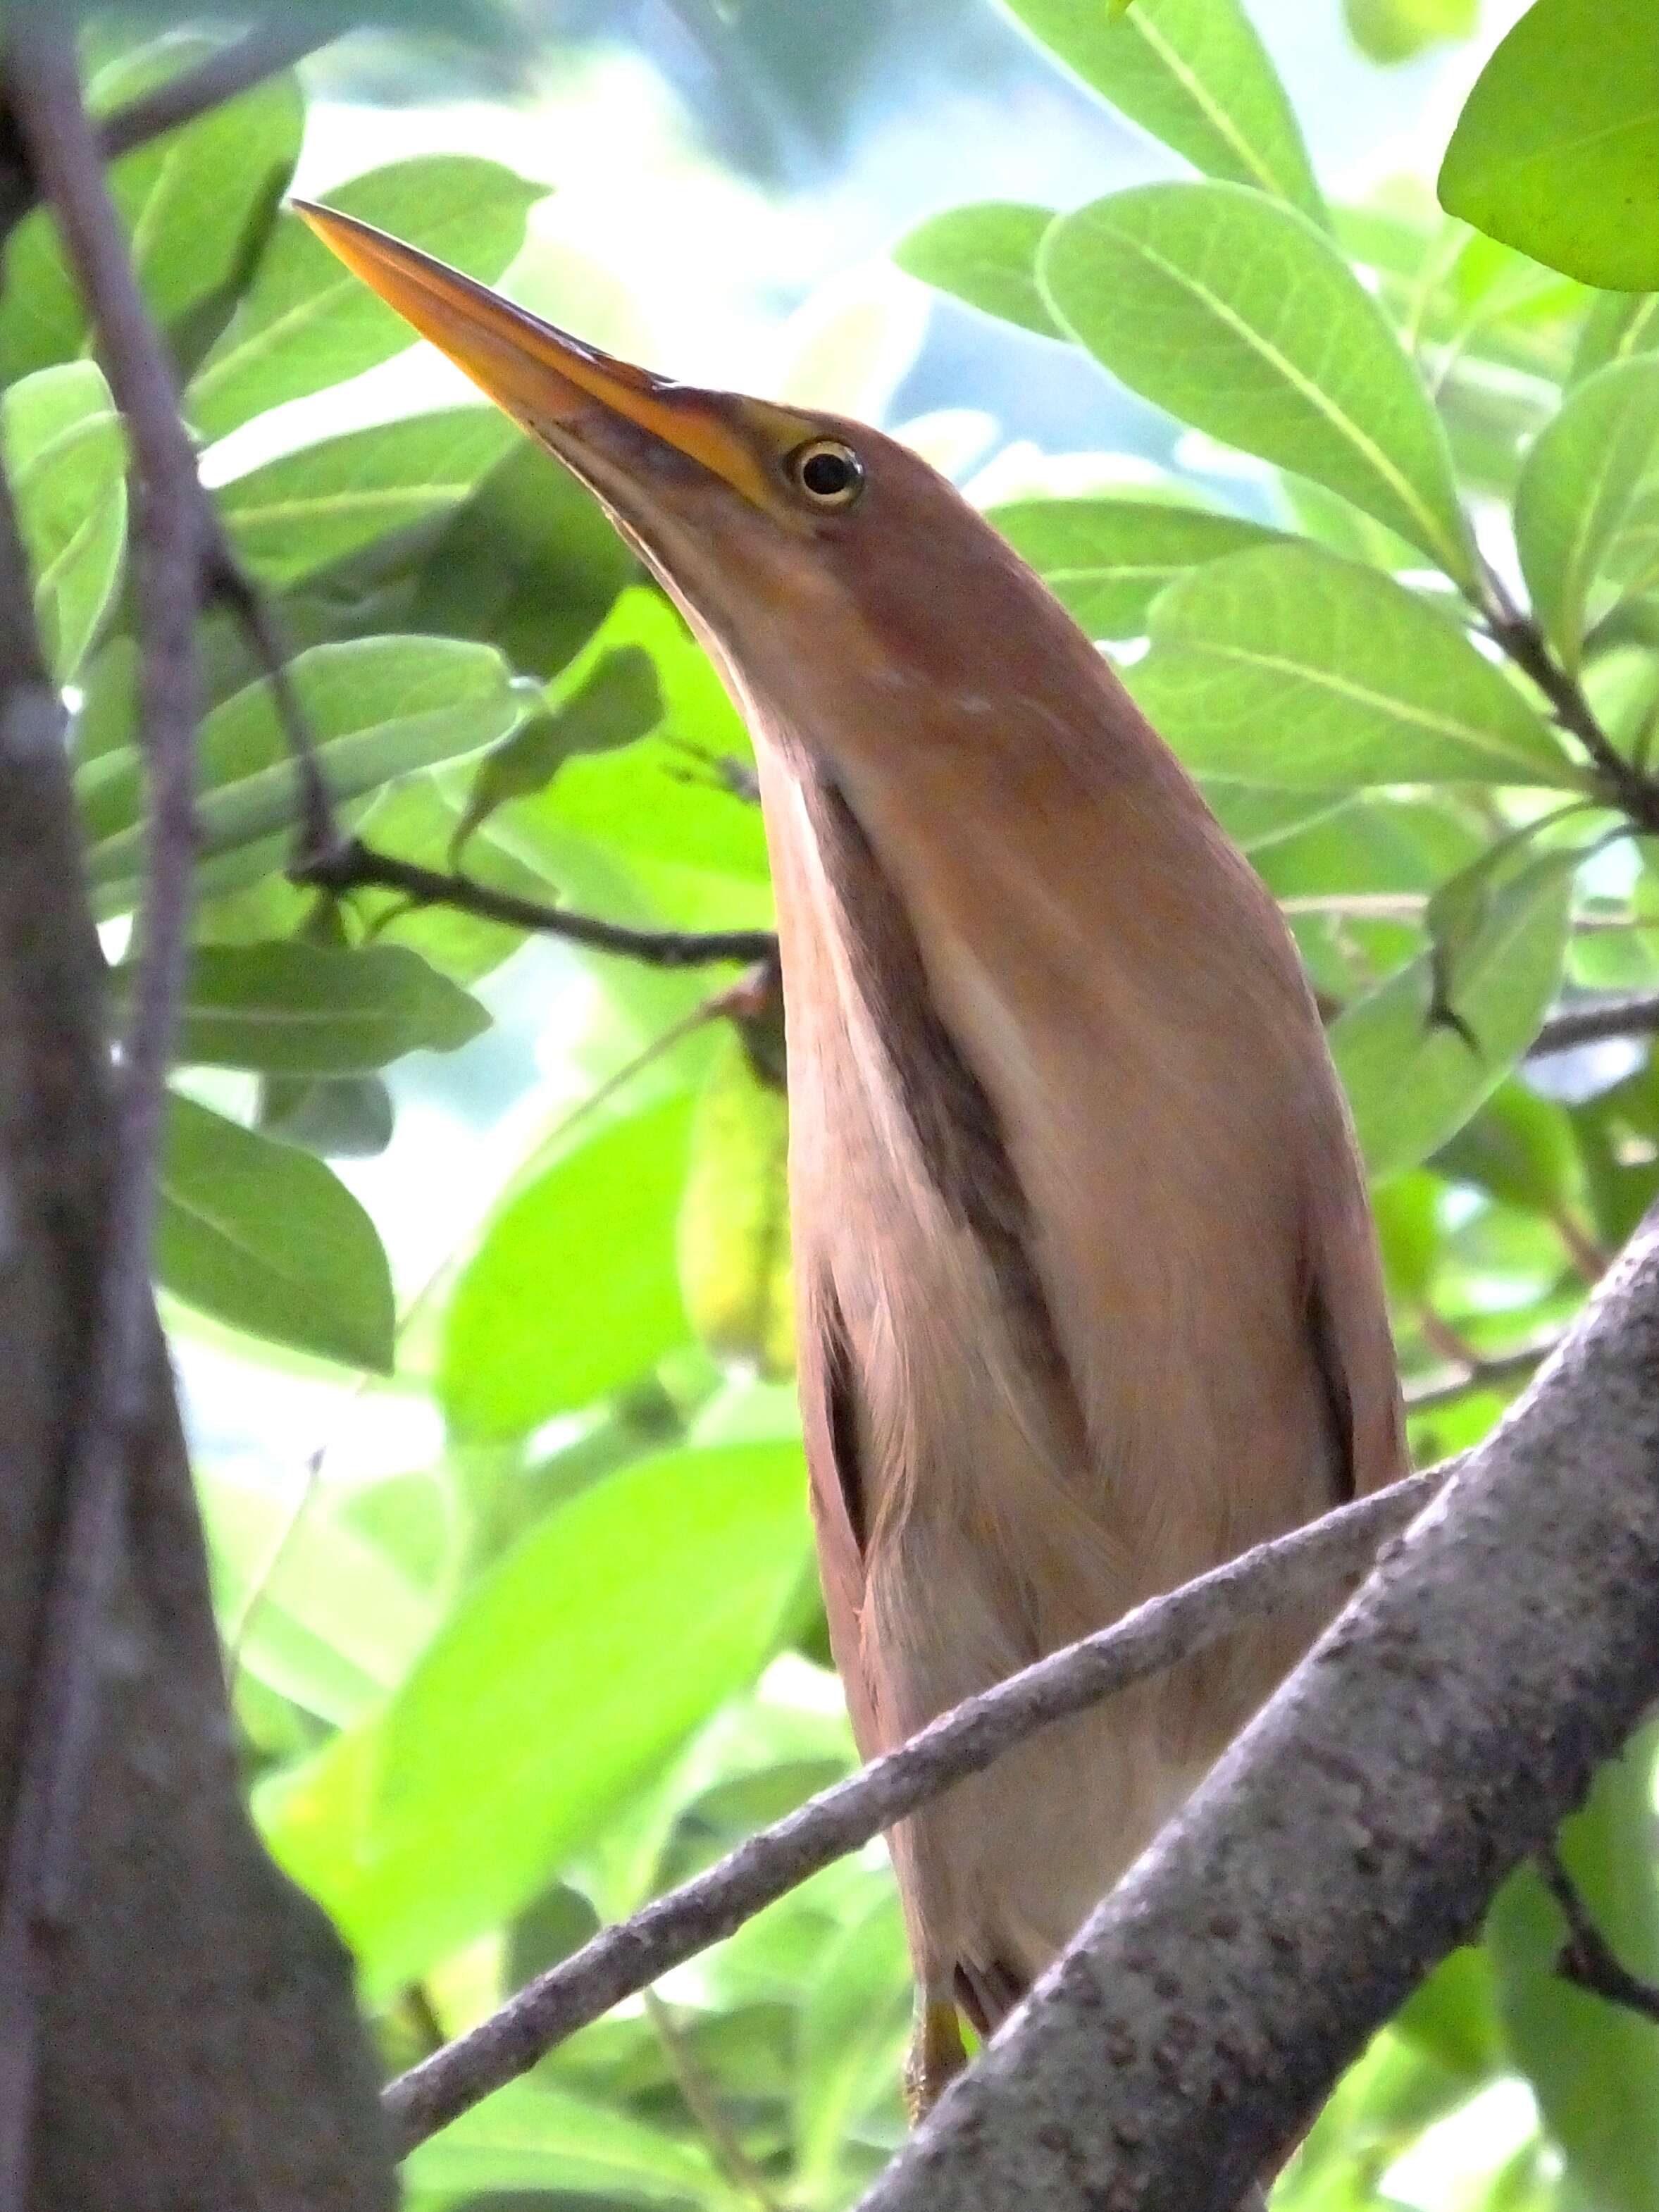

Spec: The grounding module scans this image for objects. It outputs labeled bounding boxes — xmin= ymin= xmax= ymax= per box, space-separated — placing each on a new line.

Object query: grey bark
xmin=857 ymin=1209 xmax=1659 ymax=2212
xmin=0 ymin=368 xmax=394 ymax=2212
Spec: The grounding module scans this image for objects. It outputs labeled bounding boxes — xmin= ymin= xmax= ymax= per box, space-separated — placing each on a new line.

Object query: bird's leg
xmin=902 ymin=1989 xmax=968 ymax=2123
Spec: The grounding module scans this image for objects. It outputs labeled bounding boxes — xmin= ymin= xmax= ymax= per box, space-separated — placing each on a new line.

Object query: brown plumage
xmin=298 ymin=204 xmax=1407 ymax=2106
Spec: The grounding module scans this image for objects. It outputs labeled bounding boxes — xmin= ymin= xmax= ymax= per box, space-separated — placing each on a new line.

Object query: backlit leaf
xmin=893 ymin=203 xmax=1064 ymax=337
xmin=0 ymin=361 xmax=126 ymax=683
xmin=1040 ymin=184 xmax=1474 ymax=579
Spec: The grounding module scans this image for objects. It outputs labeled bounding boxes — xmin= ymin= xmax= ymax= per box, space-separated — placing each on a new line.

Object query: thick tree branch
xmin=0 ymin=27 xmax=209 ymax=2191
xmin=383 ymin=1467 xmax=1441 ymax=2151
xmin=857 ymin=1209 xmax=1659 ymax=2212
xmin=0 ymin=22 xmax=393 ymax=2206
xmin=296 ymin=835 xmax=779 ymax=971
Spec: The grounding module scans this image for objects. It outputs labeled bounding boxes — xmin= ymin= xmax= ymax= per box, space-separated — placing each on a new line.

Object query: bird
xmin=298 ymin=201 xmax=1406 ymax=2117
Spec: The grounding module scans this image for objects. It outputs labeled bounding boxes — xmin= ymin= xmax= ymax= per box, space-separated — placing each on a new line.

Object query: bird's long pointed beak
xmin=292 ymin=200 xmax=777 ymax=509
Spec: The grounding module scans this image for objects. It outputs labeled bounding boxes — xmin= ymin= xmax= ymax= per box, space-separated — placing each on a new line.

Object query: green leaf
xmin=116 ymin=943 xmax=487 ymax=1075
xmin=1515 ymin=357 xmax=1659 ymax=670
xmin=0 ymin=361 xmax=125 ymax=684
xmin=259 ymin=1440 xmax=809 ymax=1996
xmin=678 ymin=1030 xmax=794 ymax=1381
xmin=1343 ymin=0 xmax=1477 ymax=64
xmin=202 ymin=1466 xmax=438 ymax=1726
xmin=158 ymin=1093 xmax=394 ymax=1370
xmin=1572 ymin=294 xmax=1659 ymax=385
xmin=414 ymin=437 xmax=636 ymax=678
xmin=988 ymin=493 xmax=1283 ymax=638
xmin=441 ymin=1092 xmax=697 ymax=1440
xmin=0 ymin=42 xmax=302 ymax=384
xmin=1126 ymin=544 xmax=1574 ymax=789
xmin=1439 ymin=0 xmax=1659 ymax=290
xmin=1040 ymin=184 xmax=1474 ymax=580
xmin=1002 ymin=0 xmax=1323 ymax=222
xmin=217 ymin=406 xmax=518 ymax=589
xmin=1330 ymin=852 xmax=1574 ymax=1176
xmin=892 ymin=203 xmax=1064 ymax=337
xmin=452 ymin=643 xmax=661 ymax=856
xmin=1487 ymin=1727 xmax=1659 ymax=2212
xmin=186 ymin=156 xmax=543 ymax=440
xmin=82 ymin=635 xmax=525 ymax=914
xmin=794 ymin=1891 xmax=911 ymax=2191
xmin=1434 ymin=1078 xmax=1580 ymax=1214
xmin=402 ymin=2079 xmax=718 ymax=2204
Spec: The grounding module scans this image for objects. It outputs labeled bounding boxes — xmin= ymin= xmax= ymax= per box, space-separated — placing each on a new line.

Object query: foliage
xmin=10 ymin=8 xmax=1659 ymax=2210
xmin=1439 ymin=0 xmax=1659 ymax=288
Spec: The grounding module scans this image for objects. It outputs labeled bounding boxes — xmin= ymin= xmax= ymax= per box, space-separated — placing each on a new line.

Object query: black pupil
xmin=800 ymin=447 xmax=855 ymax=497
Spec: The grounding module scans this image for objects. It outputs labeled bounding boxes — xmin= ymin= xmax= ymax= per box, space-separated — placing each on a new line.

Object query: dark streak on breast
xmin=799 ymin=766 xmax=1088 ymax=1465
xmin=1305 ymin=1272 xmax=1357 ymax=1507
xmin=821 ymin=1276 xmax=868 ymax=1554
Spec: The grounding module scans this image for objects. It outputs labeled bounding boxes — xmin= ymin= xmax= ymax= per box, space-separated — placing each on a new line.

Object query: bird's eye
xmin=786 ymin=438 xmax=864 ymax=509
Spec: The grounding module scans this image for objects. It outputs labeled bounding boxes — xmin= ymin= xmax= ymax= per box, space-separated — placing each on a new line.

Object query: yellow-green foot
xmin=903 ymin=1996 xmax=967 ymax=2123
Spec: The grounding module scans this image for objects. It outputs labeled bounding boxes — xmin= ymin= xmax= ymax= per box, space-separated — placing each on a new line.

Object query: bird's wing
xmin=797 ymin=1264 xmax=885 ymax=1755
xmin=1303 ymin=1135 xmax=1408 ymax=1503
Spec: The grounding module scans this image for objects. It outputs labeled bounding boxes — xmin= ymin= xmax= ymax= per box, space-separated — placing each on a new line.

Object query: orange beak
xmin=292 ymin=200 xmax=780 ymax=511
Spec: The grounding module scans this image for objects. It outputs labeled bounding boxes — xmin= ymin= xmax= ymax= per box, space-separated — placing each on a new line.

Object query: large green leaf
xmin=1040 ymin=183 xmax=1475 ymax=582
xmin=1572 ymin=294 xmax=1659 ymax=386
xmin=1002 ymin=0 xmax=1323 ymax=222
xmin=0 ymin=41 xmax=302 ymax=384
xmin=892 ymin=203 xmax=1064 ymax=337
xmin=158 ymin=1093 xmax=395 ymax=1370
xmin=202 ymin=1466 xmax=439 ymax=1727
xmin=402 ymin=2080 xmax=719 ymax=2204
xmin=678 ymin=1031 xmax=794 ymax=1381
xmin=116 ymin=943 xmax=488 ymax=1075
xmin=82 ymin=635 xmax=526 ymax=914
xmin=217 ymin=406 xmax=518 ymax=589
xmin=452 ymin=643 xmax=661 ymax=856
xmin=1330 ymin=852 xmax=1574 ymax=1176
xmin=1514 ymin=357 xmax=1659 ymax=670
xmin=1487 ymin=1729 xmax=1659 ymax=2212
xmin=441 ymin=1091 xmax=697 ymax=1440
xmin=1126 ymin=544 xmax=1574 ymax=790
xmin=0 ymin=361 xmax=125 ymax=684
xmin=414 ymin=435 xmax=636 ymax=678
xmin=1439 ymin=0 xmax=1659 ymax=290
xmin=989 ymin=493 xmax=1283 ymax=638
xmin=793 ymin=1891 xmax=911 ymax=2194
xmin=259 ymin=1440 xmax=809 ymax=1996
xmin=186 ymin=156 xmax=542 ymax=440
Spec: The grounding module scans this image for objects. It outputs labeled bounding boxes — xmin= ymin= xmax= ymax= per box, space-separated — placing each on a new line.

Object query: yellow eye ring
xmin=786 ymin=437 xmax=865 ymax=509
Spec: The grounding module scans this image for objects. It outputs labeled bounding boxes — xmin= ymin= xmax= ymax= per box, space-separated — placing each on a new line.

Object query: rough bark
xmin=857 ymin=1211 xmax=1659 ymax=2212
xmin=0 ymin=235 xmax=394 ymax=2212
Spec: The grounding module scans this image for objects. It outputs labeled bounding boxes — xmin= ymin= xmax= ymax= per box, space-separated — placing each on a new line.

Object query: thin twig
xmin=1404 ymin=1334 xmax=1558 ymax=1412
xmin=99 ymin=20 xmax=333 ymax=165
xmin=383 ymin=1464 xmax=1445 ymax=2152
xmin=643 ymin=1990 xmax=783 ymax=2212
xmin=0 ymin=20 xmax=210 ymax=2202
xmin=209 ymin=549 xmax=337 ymax=862
xmin=295 ymin=836 xmax=779 ymax=971
xmin=1479 ymin=564 xmax=1659 ymax=833
xmin=1539 ymin=1845 xmax=1659 ymax=2027
xmin=1532 ymin=991 xmax=1659 ymax=1056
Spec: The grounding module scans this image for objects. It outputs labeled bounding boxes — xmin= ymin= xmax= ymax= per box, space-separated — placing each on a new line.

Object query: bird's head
xmin=295 ymin=204 xmax=1095 ymax=778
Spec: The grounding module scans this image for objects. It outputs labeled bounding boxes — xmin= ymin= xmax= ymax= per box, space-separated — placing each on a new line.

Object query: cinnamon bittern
xmin=299 ymin=204 xmax=1406 ymax=2111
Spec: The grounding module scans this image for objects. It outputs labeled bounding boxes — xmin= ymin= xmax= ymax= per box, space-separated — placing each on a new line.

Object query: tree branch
xmin=294 ymin=836 xmax=780 ymax=971
xmin=98 ymin=20 xmax=333 ymax=165
xmin=383 ymin=1467 xmax=1442 ymax=2152
xmin=1531 ymin=990 xmax=1659 ymax=1056
xmin=0 ymin=26 xmax=208 ymax=2193
xmin=1539 ymin=1844 xmax=1659 ymax=2029
xmin=856 ymin=1208 xmax=1659 ymax=2212
xmin=1403 ymin=1333 xmax=1558 ymax=1412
